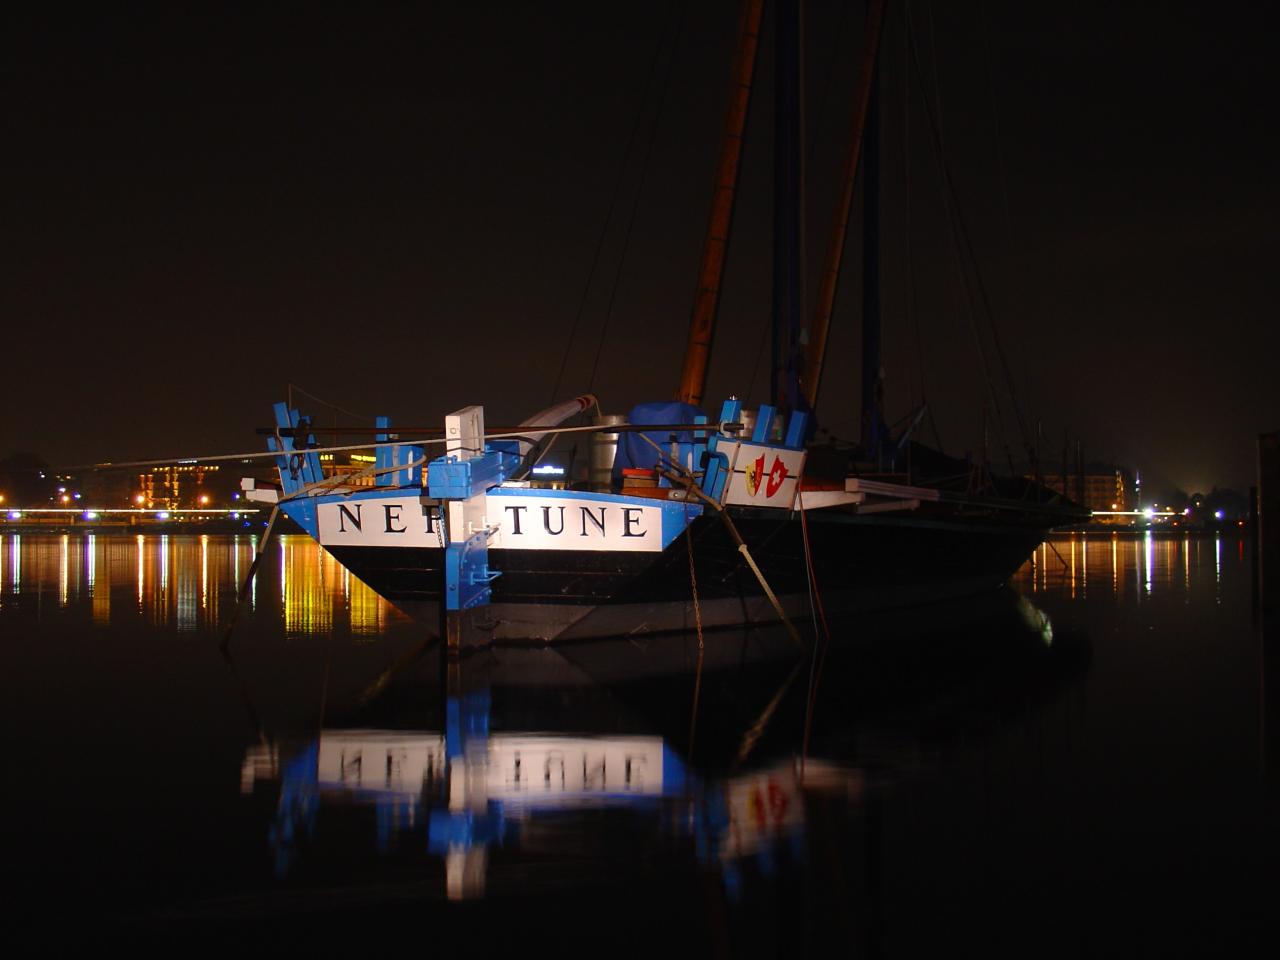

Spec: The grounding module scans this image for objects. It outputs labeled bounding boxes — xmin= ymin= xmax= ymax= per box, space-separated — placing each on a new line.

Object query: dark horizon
xmin=3 ymin=2 xmax=1276 ymax=492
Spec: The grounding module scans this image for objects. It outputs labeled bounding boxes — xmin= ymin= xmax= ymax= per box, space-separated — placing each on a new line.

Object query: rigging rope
xmin=586 ymin=1 xmax=685 ymax=394
xmin=548 ymin=4 xmax=675 ymax=405
xmin=905 ymin=4 xmax=1032 ymax=475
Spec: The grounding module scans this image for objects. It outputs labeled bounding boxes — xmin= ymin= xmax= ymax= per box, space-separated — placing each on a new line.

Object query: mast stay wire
xmin=906 ymin=4 xmax=1032 ymax=476
xmin=548 ymin=4 xmax=675 ymax=405
xmin=586 ymin=1 xmax=686 ymax=395
xmin=926 ymin=0 xmax=1031 ymax=461
xmin=901 ymin=1 xmax=943 ymax=453
xmin=286 ymin=382 xmax=372 ymax=424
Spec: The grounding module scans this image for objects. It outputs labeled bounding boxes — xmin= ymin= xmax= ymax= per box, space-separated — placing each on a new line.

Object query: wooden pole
xmin=676 ymin=0 xmax=765 ymax=407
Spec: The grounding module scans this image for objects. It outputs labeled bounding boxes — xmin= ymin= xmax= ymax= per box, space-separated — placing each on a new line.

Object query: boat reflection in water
xmin=238 ymin=587 xmax=1078 ymax=916
xmin=241 ymin=688 xmax=829 ymax=903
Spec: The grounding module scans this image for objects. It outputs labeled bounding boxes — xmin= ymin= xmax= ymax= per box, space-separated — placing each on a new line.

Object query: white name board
xmin=316 ymin=492 xmax=667 ymax=553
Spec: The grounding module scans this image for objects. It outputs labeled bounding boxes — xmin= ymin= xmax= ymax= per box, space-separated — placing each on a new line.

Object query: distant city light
xmin=60 ymin=494 xmax=70 ymax=503
xmin=84 ymin=511 xmax=98 ymax=520
xmin=57 ymin=486 xmax=66 ymax=493
xmin=157 ymin=511 xmax=171 ymax=520
xmin=1214 ymin=509 xmax=1225 ymax=520
xmin=8 ymin=511 xmax=20 ymax=520
xmin=199 ymin=495 xmax=210 ymax=505
xmin=135 ymin=494 xmax=145 ymax=504
xmin=73 ymin=492 xmax=81 ymax=500
xmin=1142 ymin=507 xmax=1155 ymax=519
xmin=532 ymin=465 xmax=565 ymax=476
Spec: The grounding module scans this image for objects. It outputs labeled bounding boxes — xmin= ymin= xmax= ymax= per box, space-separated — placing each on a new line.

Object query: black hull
xmin=327 ymin=508 xmax=1049 ymax=643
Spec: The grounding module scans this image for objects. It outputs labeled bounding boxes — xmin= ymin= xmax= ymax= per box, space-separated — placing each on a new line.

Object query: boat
xmin=242 ymin=0 xmax=1086 ymax=646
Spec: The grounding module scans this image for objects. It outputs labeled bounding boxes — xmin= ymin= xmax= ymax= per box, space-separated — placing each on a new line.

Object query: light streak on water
xmin=1069 ymin=537 xmax=1077 ymax=599
xmin=1144 ymin=532 xmax=1154 ymax=596
xmin=201 ymin=535 xmax=209 ymax=612
xmin=137 ymin=535 xmax=145 ymax=608
xmin=1111 ymin=535 xmax=1118 ymax=597
xmin=1081 ymin=534 xmax=1087 ymax=598
xmin=59 ymin=534 xmax=69 ymax=607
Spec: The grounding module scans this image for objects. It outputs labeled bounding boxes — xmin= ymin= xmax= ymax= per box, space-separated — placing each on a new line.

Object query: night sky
xmin=3 ymin=2 xmax=1276 ymax=493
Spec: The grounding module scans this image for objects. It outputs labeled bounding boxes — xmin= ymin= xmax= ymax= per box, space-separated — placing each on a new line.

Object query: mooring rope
xmin=686 ymin=503 xmax=706 ymax=757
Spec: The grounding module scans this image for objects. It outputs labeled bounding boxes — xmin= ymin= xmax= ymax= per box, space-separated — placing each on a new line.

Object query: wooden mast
xmin=800 ymin=0 xmax=888 ymax=412
xmin=676 ymin=0 xmax=765 ymax=408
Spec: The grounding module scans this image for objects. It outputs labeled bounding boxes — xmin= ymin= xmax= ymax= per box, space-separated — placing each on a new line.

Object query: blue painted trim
xmin=375 ymin=415 xmax=392 ymax=487
xmin=752 ymin=404 xmax=775 ymax=443
xmin=784 ymin=410 xmax=808 ymax=449
xmin=428 ymin=450 xmax=520 ymax=499
xmin=444 ymin=530 xmax=498 ymax=610
xmin=280 ymin=498 xmax=318 ymax=538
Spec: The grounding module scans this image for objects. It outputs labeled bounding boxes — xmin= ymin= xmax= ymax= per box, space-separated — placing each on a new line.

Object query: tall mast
xmin=676 ymin=0 xmax=765 ymax=408
xmin=800 ymin=0 xmax=888 ymax=412
xmin=860 ymin=60 xmax=884 ymax=452
xmin=771 ymin=0 xmax=804 ymax=415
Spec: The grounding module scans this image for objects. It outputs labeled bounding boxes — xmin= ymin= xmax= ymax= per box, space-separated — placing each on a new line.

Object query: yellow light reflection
xmin=59 ymin=534 xmax=69 ymax=607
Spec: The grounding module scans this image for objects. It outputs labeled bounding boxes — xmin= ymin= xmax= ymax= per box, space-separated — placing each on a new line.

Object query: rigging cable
xmin=927 ymin=0 xmax=1032 ymax=462
xmin=586 ymin=1 xmax=686 ymax=394
xmin=906 ymin=4 xmax=1025 ymax=475
xmin=286 ymin=382 xmax=372 ymax=424
xmin=548 ymin=4 xmax=675 ymax=404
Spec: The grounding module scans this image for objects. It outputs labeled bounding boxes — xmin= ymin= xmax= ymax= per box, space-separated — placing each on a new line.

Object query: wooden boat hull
xmin=325 ymin=509 xmax=1049 ymax=643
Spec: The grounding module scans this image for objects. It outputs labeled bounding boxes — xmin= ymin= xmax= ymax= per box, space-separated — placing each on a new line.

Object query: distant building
xmin=318 ymin=452 xmax=378 ymax=487
xmin=1037 ymin=470 xmax=1130 ymax=518
xmin=136 ymin=464 xmax=221 ymax=510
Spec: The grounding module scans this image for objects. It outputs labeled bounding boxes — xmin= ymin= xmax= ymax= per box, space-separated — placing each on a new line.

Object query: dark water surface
xmin=1 ymin=531 xmax=1276 ymax=955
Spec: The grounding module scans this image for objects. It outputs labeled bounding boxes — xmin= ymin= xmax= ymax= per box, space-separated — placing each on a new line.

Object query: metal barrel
xmin=588 ymin=414 xmax=628 ymax=492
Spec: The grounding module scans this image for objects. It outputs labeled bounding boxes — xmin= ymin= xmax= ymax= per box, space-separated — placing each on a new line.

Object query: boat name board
xmin=316 ymin=492 xmax=671 ymax=553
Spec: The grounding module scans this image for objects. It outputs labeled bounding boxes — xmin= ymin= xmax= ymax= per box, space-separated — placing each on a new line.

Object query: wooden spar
xmin=675 ymin=0 xmax=765 ymax=408
xmin=800 ymin=0 xmax=888 ymax=412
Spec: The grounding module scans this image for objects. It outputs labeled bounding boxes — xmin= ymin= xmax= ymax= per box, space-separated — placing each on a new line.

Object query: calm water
xmin=1 ymin=530 xmax=1276 ymax=954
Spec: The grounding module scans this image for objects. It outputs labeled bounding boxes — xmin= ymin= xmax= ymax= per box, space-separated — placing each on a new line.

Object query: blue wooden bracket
xmin=427 ymin=449 xmax=520 ymax=500
xmin=444 ymin=530 xmax=500 ymax=610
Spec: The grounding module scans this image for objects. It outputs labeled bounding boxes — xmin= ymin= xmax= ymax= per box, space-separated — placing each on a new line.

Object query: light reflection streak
xmin=1069 ymin=537 xmax=1077 ymax=599
xmin=59 ymin=534 xmax=69 ymax=607
xmin=1215 ymin=535 xmax=1222 ymax=601
xmin=201 ymin=535 xmax=209 ymax=612
xmin=1111 ymin=535 xmax=1118 ymax=597
xmin=1184 ymin=536 xmax=1190 ymax=594
xmin=1144 ymin=532 xmax=1154 ymax=595
xmin=1081 ymin=534 xmax=1087 ymax=598
xmin=137 ymin=535 xmax=145 ymax=608
xmin=160 ymin=535 xmax=169 ymax=598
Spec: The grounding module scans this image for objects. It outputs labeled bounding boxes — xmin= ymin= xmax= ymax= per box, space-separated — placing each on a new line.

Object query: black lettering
xmin=337 ymin=503 xmax=362 ymax=533
xmin=542 ymin=505 xmax=565 ymax=535
xmin=383 ymin=504 xmax=406 ymax=533
xmin=504 ymin=504 xmax=527 ymax=535
xmin=583 ymin=754 xmax=606 ymax=790
xmin=580 ymin=506 xmax=607 ymax=537
xmin=422 ymin=506 xmax=439 ymax=534
xmin=621 ymin=507 xmax=646 ymax=538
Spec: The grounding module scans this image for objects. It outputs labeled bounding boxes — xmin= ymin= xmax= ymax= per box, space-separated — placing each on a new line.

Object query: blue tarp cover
xmin=611 ymin=401 xmax=703 ymax=487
